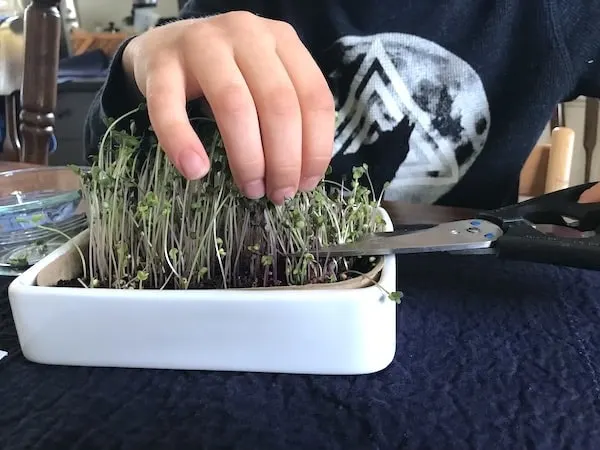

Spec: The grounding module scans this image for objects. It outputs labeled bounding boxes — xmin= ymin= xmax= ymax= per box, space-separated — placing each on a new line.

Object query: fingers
xmin=274 ymin=22 xmax=336 ymax=192
xmin=188 ymin=17 xmax=333 ymax=204
xmin=145 ymin=56 xmax=209 ymax=180
xmin=187 ymin=43 xmax=267 ymax=200
xmin=134 ymin=14 xmax=334 ymax=204
xmin=233 ymin=36 xmax=303 ymax=204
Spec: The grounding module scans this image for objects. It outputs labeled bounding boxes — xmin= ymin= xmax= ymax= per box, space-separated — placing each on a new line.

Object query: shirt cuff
xmin=100 ymin=36 xmax=145 ymax=122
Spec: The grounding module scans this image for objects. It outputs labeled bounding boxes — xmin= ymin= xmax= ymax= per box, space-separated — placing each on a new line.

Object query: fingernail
xmin=179 ymin=152 xmax=208 ymax=180
xmin=299 ymin=176 xmax=322 ymax=192
xmin=243 ymin=180 xmax=265 ymax=199
xmin=272 ymin=187 xmax=296 ymax=205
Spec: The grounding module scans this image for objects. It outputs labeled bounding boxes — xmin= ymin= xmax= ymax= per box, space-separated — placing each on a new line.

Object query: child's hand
xmin=578 ymin=183 xmax=600 ymax=203
xmin=122 ymin=12 xmax=335 ymax=204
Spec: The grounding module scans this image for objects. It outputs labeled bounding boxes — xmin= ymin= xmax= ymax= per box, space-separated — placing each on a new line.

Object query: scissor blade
xmin=315 ymin=219 xmax=504 ymax=257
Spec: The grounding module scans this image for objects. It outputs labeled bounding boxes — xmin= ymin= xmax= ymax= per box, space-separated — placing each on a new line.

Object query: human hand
xmin=578 ymin=183 xmax=600 ymax=202
xmin=122 ymin=12 xmax=335 ymax=205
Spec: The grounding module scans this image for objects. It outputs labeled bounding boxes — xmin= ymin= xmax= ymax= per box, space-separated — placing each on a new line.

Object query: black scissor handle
xmin=478 ymin=182 xmax=600 ymax=230
xmin=490 ymin=221 xmax=600 ymax=271
xmin=477 ymin=183 xmax=600 ymax=271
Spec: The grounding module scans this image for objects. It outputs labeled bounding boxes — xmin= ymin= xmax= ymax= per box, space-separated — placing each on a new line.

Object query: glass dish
xmin=0 ymin=166 xmax=89 ymax=276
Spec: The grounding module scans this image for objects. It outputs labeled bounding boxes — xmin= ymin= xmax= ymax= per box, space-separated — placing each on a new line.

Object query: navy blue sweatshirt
xmin=84 ymin=0 xmax=600 ymax=209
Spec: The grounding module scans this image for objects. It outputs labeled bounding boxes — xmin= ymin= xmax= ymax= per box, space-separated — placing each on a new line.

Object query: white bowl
xmin=8 ymin=209 xmax=397 ymax=375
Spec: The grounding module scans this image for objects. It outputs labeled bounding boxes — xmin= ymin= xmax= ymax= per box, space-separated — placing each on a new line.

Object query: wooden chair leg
xmin=544 ymin=127 xmax=575 ymax=193
xmin=19 ymin=0 xmax=62 ymax=165
xmin=5 ymin=92 xmax=22 ymax=161
xmin=519 ymin=127 xmax=575 ymax=200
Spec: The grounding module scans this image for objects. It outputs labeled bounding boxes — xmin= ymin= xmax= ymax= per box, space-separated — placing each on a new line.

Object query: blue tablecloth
xmin=1 ymin=252 xmax=599 ymax=449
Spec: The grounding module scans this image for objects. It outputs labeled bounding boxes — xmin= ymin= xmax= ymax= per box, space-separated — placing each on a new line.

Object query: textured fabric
xmin=1 ymin=254 xmax=600 ymax=449
xmin=84 ymin=0 xmax=600 ymax=210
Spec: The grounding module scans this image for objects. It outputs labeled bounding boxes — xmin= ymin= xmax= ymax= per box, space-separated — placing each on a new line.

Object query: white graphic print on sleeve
xmin=327 ymin=33 xmax=490 ymax=204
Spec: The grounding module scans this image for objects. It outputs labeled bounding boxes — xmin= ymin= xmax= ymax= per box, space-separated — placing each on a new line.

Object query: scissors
xmin=315 ymin=182 xmax=600 ymax=271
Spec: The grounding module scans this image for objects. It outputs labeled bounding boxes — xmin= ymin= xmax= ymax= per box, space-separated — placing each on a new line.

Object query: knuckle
xmin=262 ymin=86 xmax=300 ymax=118
xmin=182 ymin=23 xmax=214 ymax=47
xmin=181 ymin=28 xmax=198 ymax=49
xmin=268 ymin=164 xmax=301 ymax=184
xmin=145 ymin=77 xmax=168 ymax=101
xmin=266 ymin=151 xmax=302 ymax=173
xmin=216 ymin=10 xmax=264 ymax=38
xmin=221 ymin=10 xmax=259 ymax=24
xmin=144 ymin=85 xmax=161 ymax=104
xmin=306 ymin=153 xmax=332 ymax=166
xmin=225 ymin=11 xmax=258 ymax=23
xmin=229 ymin=157 xmax=265 ymax=181
xmin=303 ymin=88 xmax=335 ymax=115
xmin=213 ymin=84 xmax=254 ymax=115
xmin=145 ymin=50 xmax=172 ymax=73
xmin=215 ymin=11 xmax=276 ymax=45
xmin=302 ymin=148 xmax=332 ymax=174
xmin=270 ymin=19 xmax=299 ymax=39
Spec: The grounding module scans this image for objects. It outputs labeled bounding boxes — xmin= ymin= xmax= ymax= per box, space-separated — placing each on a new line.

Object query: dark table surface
xmin=1 ymin=203 xmax=600 ymax=449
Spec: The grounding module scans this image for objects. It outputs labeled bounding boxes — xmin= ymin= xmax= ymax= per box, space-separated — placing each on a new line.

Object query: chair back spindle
xmin=19 ymin=0 xmax=62 ymax=165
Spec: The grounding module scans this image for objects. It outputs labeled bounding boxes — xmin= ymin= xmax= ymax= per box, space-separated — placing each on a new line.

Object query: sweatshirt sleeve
xmin=552 ymin=0 xmax=600 ymax=99
xmin=179 ymin=0 xmax=269 ymax=18
xmin=83 ymin=0 xmax=269 ymax=159
xmin=83 ymin=36 xmax=143 ymax=160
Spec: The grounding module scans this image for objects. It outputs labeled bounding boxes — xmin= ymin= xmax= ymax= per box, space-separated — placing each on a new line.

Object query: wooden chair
xmin=519 ymin=127 xmax=575 ymax=200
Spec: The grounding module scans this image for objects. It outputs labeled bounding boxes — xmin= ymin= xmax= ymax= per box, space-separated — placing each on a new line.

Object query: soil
xmin=54 ymin=256 xmax=378 ymax=289
xmin=55 ymin=275 xmax=282 ymax=289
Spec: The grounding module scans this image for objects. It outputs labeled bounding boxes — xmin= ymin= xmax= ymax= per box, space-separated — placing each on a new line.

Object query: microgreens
xmin=71 ymin=104 xmax=402 ymax=300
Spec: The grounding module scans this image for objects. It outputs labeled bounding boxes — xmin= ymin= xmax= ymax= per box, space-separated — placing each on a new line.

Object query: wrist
xmin=120 ymin=37 xmax=145 ymax=105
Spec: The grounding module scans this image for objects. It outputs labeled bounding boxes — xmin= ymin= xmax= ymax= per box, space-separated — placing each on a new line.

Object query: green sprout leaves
xmin=388 ymin=291 xmax=403 ymax=303
xmin=77 ymin=107 xmax=394 ymax=295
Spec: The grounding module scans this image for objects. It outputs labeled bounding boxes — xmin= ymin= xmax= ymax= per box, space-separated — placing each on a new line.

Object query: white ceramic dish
xmin=8 ymin=209 xmax=397 ymax=375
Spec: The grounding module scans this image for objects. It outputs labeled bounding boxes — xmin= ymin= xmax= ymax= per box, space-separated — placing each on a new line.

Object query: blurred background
xmin=0 ymin=0 xmax=183 ymax=167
